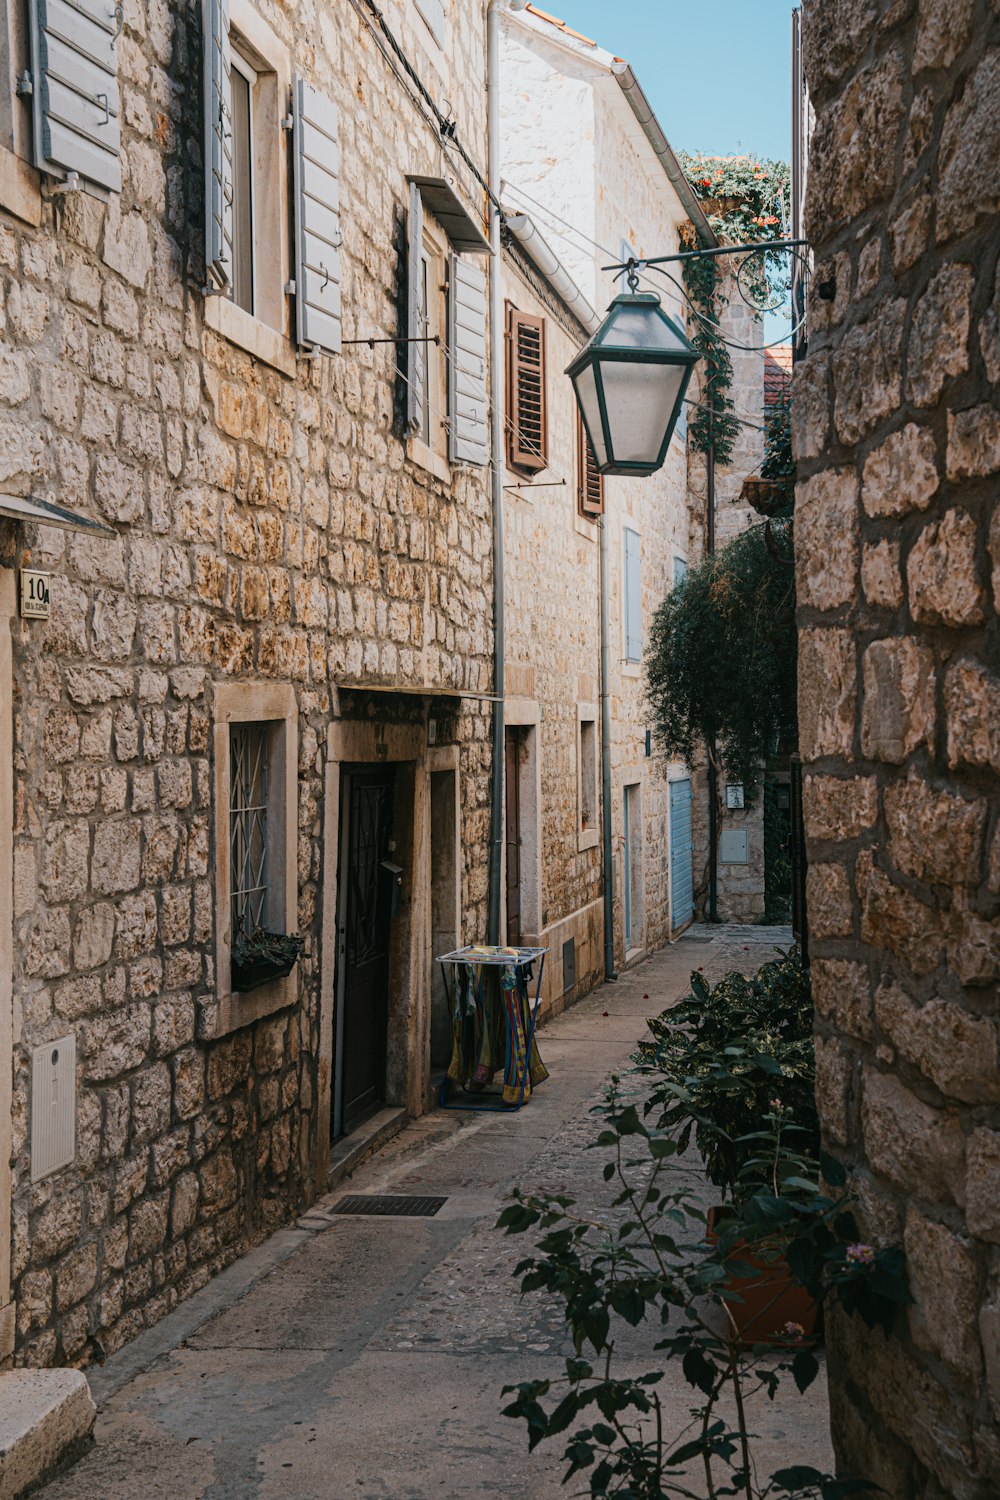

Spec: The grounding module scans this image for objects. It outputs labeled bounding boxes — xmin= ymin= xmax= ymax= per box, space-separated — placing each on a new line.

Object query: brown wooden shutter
xmin=506 ymin=306 xmax=548 ymax=472
xmin=577 ymin=412 xmax=605 ymax=518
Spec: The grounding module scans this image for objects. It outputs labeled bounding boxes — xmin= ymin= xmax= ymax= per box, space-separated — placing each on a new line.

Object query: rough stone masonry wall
xmin=0 ymin=0 xmax=493 ymax=1368
xmin=795 ymin=1 xmax=1000 ymax=1494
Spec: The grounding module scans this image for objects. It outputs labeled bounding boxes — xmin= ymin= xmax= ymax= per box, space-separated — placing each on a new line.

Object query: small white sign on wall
xmin=31 ymin=1035 xmax=76 ymax=1181
xmin=726 ymin=783 xmax=745 ymax=810
xmin=19 ymin=569 xmax=50 ymax=620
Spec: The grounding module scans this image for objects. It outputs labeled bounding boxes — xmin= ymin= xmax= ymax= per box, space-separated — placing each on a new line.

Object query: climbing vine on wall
xmin=677 ymin=152 xmax=791 ymax=467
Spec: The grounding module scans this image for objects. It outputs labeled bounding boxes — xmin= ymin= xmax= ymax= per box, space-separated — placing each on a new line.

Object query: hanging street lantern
xmin=566 ymin=273 xmax=700 ymax=478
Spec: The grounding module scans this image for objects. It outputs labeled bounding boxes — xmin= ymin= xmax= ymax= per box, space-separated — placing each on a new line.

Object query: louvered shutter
xmin=203 ymin=0 xmax=233 ymax=291
xmin=406 ymin=182 xmax=425 ymax=433
xmin=506 ymin=308 xmax=547 ymax=472
xmin=449 ymin=256 xmax=488 ymax=466
xmin=577 ymin=412 xmax=604 ymax=517
xmin=624 ymin=527 xmax=642 ymax=662
xmin=28 ymin=0 xmax=122 ymax=195
xmin=293 ymin=79 xmax=342 ymax=355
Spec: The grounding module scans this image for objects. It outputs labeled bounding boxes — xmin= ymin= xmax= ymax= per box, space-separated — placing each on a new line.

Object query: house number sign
xmin=19 ymin=569 xmax=50 ymax=620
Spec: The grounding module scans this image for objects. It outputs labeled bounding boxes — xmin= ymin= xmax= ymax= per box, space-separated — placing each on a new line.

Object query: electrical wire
xmin=346 ymin=0 xmax=499 ymax=218
xmin=501 ymin=178 xmax=807 ymax=353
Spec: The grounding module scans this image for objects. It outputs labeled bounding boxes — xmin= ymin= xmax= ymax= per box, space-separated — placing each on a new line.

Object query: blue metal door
xmin=670 ymin=779 xmax=694 ymax=930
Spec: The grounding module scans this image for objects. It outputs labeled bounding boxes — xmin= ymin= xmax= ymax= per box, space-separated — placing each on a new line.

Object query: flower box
xmin=230 ymin=931 xmax=303 ymax=994
xmin=740 ymin=476 xmax=794 ymax=517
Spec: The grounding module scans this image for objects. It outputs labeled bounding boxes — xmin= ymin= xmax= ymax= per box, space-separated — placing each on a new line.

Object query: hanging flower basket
xmin=231 ymin=931 xmax=304 ymax=993
xmin=740 ymin=476 xmax=794 ymax=517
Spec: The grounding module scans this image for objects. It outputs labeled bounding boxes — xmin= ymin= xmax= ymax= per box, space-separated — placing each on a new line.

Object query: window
xmin=673 ymin=556 xmax=688 ymax=586
xmin=229 ymin=47 xmax=257 ymax=316
xmin=578 ymin=708 xmax=599 ymax=850
xmin=577 ymin=411 xmax=604 ymax=519
xmin=230 ymin=723 xmax=269 ymax=937
xmin=506 ymin=305 xmax=548 ymax=473
xmin=414 ymin=0 xmax=445 ymax=46
xmin=406 ymin=177 xmax=489 ymax=475
xmin=623 ymin=526 xmax=642 ymax=663
xmin=415 ymin=210 xmax=449 ymax=457
xmin=213 ymin=683 xmax=298 ymax=1037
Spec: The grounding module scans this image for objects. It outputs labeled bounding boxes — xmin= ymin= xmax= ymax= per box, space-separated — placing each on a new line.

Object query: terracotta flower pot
xmin=707 ymin=1207 xmax=820 ymax=1347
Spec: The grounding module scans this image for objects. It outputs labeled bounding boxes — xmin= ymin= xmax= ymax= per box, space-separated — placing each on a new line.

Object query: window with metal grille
xmin=230 ymin=723 xmax=269 ymax=937
xmin=506 ymin=305 xmax=548 ymax=472
xmin=577 ymin=411 xmax=604 ymax=518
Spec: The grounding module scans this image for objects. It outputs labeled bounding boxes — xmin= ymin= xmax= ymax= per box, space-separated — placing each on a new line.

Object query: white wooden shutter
xmin=406 ymin=183 xmax=425 ymax=433
xmin=624 ymin=527 xmax=642 ymax=662
xmin=28 ymin=0 xmax=122 ymax=195
xmin=203 ymin=0 xmax=233 ymax=291
xmin=449 ymin=256 xmax=487 ymax=466
xmin=293 ymin=78 xmax=342 ymax=355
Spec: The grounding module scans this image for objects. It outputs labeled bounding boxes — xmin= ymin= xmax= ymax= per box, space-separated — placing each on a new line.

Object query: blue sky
xmin=553 ymin=1 xmax=795 ymax=164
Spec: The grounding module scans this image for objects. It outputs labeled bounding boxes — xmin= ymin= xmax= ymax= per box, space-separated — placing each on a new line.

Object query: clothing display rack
xmin=437 ymin=945 xmax=548 ymax=1112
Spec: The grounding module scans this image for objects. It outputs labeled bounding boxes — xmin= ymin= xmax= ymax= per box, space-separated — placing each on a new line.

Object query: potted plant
xmin=498 ymin=1081 xmax=903 ymax=1500
xmin=638 ymin=951 xmax=820 ymax=1343
xmin=742 ymin=396 xmax=795 ymax=517
xmin=231 ymin=929 xmax=304 ymax=993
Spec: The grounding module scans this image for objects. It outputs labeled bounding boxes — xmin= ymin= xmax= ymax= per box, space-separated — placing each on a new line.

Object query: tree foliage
xmin=645 ymin=522 xmax=795 ymax=802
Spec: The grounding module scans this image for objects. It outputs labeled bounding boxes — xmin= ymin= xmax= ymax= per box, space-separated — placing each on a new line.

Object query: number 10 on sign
xmin=19 ymin=569 xmax=50 ymax=620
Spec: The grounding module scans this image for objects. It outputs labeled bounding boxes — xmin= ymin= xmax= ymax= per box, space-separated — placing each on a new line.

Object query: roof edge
xmin=610 ymin=64 xmax=717 ymax=247
xmin=503 ymin=211 xmax=601 ymax=335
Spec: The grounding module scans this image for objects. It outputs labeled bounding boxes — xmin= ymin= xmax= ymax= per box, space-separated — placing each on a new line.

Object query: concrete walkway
xmin=39 ymin=931 xmax=830 ymax=1500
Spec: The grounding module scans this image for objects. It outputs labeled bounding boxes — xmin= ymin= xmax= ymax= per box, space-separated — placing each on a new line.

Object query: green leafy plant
xmin=637 ymin=952 xmax=816 ymax=1202
xmin=645 ymin=523 xmax=796 ymax=803
xmin=498 ymin=1083 xmax=892 ymax=1500
xmin=231 ymin=930 xmax=304 ymax=967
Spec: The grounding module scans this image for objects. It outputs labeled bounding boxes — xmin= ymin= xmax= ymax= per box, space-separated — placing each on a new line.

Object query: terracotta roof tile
xmin=764 ymin=345 xmax=793 ymax=407
xmin=524 ymin=4 xmax=598 ymax=48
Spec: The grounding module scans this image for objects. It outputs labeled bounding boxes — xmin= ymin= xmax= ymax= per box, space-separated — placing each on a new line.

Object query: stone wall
xmin=0 ymin=0 xmax=493 ymax=1367
xmin=796 ymin=1 xmax=1000 ymax=1494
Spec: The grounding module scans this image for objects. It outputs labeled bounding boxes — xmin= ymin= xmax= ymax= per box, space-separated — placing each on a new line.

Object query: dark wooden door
xmin=341 ymin=768 xmax=395 ymax=1132
xmin=505 ymin=729 xmax=521 ymax=946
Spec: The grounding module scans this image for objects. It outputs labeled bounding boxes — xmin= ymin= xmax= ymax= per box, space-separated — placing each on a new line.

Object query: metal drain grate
xmin=331 ymin=1194 xmax=447 ymax=1217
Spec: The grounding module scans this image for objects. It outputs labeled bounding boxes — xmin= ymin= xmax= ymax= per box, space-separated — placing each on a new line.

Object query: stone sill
xmin=407 ymin=435 xmax=451 ymax=486
xmin=0 ymin=146 xmax=41 ymax=227
xmin=204 ymin=296 xmax=297 ymax=378
xmin=578 ymin=826 xmax=600 ymax=852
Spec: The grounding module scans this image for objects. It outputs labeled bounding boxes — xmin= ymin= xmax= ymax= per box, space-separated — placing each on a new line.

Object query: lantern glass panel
xmin=572 ymin=361 xmax=608 ymax=468
xmin=601 ymin=302 xmax=688 ymax=352
xmin=602 ymin=360 xmax=685 ymax=466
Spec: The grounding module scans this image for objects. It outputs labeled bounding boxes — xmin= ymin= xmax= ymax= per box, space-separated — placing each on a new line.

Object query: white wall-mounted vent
xmin=31 ymin=1035 xmax=76 ymax=1181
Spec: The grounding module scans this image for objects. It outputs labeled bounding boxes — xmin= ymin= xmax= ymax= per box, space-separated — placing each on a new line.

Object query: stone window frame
xmin=211 ymin=681 xmax=298 ymax=1039
xmin=0 ymin=570 xmax=15 ymax=1359
xmin=576 ymin=701 xmax=599 ymax=853
xmin=621 ymin=523 xmax=643 ymax=677
xmin=204 ymin=0 xmax=296 ymax=378
xmin=0 ymin=3 xmax=42 ymax=225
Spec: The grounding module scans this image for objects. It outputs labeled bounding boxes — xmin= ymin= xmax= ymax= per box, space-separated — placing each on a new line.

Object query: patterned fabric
xmin=446 ymin=962 xmax=547 ymax=1104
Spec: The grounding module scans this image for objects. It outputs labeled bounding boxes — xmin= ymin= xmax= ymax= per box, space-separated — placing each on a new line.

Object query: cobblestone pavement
xmin=39 ymin=930 xmax=831 ymax=1500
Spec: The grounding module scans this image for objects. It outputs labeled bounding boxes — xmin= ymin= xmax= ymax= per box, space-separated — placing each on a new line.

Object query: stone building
xmin=795 ymin=0 xmax=1000 ymax=1494
xmin=0 ymin=0 xmax=500 ymax=1367
xmin=498 ymin=3 xmax=711 ymax=975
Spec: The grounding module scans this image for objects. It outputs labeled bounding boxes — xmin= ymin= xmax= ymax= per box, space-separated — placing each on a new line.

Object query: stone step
xmin=0 ymin=1371 xmax=96 ymax=1499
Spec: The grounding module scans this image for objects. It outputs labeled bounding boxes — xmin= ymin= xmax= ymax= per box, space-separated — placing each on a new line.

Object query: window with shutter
xmin=506 ymin=306 xmax=547 ymax=473
xmin=27 ymin=0 xmax=123 ymax=196
xmin=414 ymin=0 xmax=445 ymax=46
xmin=623 ymin=526 xmax=642 ymax=663
xmin=577 ymin=411 xmax=604 ymax=518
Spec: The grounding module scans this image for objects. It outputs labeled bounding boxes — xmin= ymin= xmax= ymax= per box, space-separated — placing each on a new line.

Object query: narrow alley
xmin=37 ymin=932 xmax=829 ymax=1500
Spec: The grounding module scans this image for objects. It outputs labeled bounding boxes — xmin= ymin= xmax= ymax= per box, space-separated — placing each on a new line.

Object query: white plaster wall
xmin=499 ymin=15 xmax=695 ymax=961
